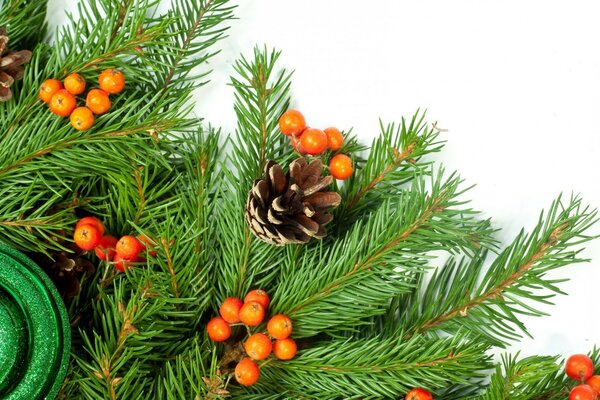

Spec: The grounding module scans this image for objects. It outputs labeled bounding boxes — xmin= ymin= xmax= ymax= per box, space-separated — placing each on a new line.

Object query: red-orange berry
xmin=116 ymin=235 xmax=145 ymax=260
xmin=39 ymin=79 xmax=63 ymax=103
xmin=566 ymin=354 xmax=595 ymax=381
xmin=99 ymin=68 xmax=125 ymax=94
xmin=63 ymin=73 xmax=86 ymax=95
xmin=329 ymin=154 xmax=353 ymax=180
xmin=206 ymin=316 xmax=231 ymax=342
xmin=405 ymin=388 xmax=433 ymax=400
xmin=238 ymin=301 xmax=265 ymax=327
xmin=94 ymin=235 xmax=118 ymax=261
xmin=324 ymin=127 xmax=344 ymax=151
xmin=73 ymin=224 xmax=101 ymax=251
xmin=76 ymin=216 xmax=105 ymax=236
xmin=587 ymin=376 xmax=600 ymax=395
xmin=70 ymin=106 xmax=94 ymax=130
xmin=235 ymin=358 xmax=259 ymax=386
xmin=220 ymin=297 xmax=244 ymax=323
xmin=273 ymin=338 xmax=297 ymax=360
xmin=244 ymin=289 xmax=270 ymax=310
xmin=299 ymin=128 xmax=327 ymax=155
xmin=278 ymin=109 xmax=306 ymax=136
xmin=49 ymin=89 xmax=77 ymax=117
xmin=244 ymin=333 xmax=272 ymax=360
xmin=570 ymin=384 xmax=597 ymax=400
xmin=86 ymin=88 xmax=111 ymax=115
xmin=114 ymin=253 xmax=136 ymax=272
xmin=267 ymin=314 xmax=292 ymax=340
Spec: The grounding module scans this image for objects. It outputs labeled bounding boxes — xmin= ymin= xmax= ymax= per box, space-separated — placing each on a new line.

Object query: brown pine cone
xmin=245 ymin=157 xmax=341 ymax=245
xmin=0 ymin=27 xmax=32 ymax=102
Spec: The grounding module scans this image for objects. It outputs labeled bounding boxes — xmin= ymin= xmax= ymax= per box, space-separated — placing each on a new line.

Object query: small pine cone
xmin=0 ymin=27 xmax=32 ymax=102
xmin=245 ymin=157 xmax=341 ymax=245
xmin=30 ymin=243 xmax=96 ymax=299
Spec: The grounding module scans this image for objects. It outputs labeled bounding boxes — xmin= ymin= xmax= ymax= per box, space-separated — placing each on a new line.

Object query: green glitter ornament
xmin=0 ymin=242 xmax=70 ymax=400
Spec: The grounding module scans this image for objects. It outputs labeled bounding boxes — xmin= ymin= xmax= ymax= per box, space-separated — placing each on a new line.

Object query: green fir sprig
xmin=0 ymin=1 xmax=597 ymax=399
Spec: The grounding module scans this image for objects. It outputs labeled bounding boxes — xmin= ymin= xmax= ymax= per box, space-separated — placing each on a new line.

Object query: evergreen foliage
xmin=0 ymin=1 xmax=597 ymax=399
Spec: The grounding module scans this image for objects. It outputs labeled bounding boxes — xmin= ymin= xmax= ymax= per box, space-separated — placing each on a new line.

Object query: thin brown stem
xmin=133 ymin=166 xmax=145 ymax=225
xmin=412 ymin=224 xmax=568 ymax=336
xmin=255 ymin=64 xmax=268 ymax=171
xmin=160 ymin=238 xmax=180 ymax=298
xmin=161 ymin=0 xmax=215 ymax=93
xmin=0 ymin=122 xmax=171 ymax=177
xmin=346 ymin=143 xmax=416 ymax=210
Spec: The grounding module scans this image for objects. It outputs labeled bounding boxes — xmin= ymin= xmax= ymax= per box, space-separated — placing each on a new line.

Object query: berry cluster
xmin=566 ymin=354 xmax=600 ymax=400
xmin=206 ymin=289 xmax=297 ymax=386
xmin=39 ymin=68 xmax=125 ymax=130
xmin=72 ymin=216 xmax=155 ymax=272
xmin=405 ymin=387 xmax=432 ymax=400
xmin=278 ymin=109 xmax=353 ymax=180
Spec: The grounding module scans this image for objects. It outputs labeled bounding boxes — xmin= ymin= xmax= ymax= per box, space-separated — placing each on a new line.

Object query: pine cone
xmin=0 ymin=27 xmax=32 ymax=102
xmin=245 ymin=157 xmax=341 ymax=245
xmin=29 ymin=242 xmax=96 ymax=300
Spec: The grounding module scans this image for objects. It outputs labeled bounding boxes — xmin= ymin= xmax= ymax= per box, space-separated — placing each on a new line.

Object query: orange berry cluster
xmin=39 ymin=68 xmax=125 ymax=131
xmin=206 ymin=289 xmax=297 ymax=387
xmin=565 ymin=354 xmax=600 ymax=400
xmin=405 ymin=387 xmax=433 ymax=400
xmin=278 ymin=109 xmax=353 ymax=180
xmin=72 ymin=216 xmax=156 ymax=272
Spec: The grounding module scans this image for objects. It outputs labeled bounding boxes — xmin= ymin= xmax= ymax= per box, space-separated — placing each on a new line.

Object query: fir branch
xmin=153 ymin=338 xmax=225 ymax=400
xmin=160 ymin=0 xmax=235 ymax=93
xmin=0 ymin=0 xmax=47 ymax=48
xmin=213 ymin=46 xmax=295 ymax=300
xmin=475 ymin=349 xmax=600 ymax=400
xmin=273 ymin=170 xmax=493 ymax=338
xmin=401 ymin=195 xmax=598 ymax=346
xmin=229 ymin=46 xmax=295 ymax=185
xmin=240 ymin=334 xmax=491 ymax=399
xmin=335 ymin=112 xmax=444 ymax=225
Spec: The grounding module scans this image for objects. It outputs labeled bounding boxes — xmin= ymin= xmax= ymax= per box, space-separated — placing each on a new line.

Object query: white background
xmin=48 ymin=1 xmax=600 ymax=358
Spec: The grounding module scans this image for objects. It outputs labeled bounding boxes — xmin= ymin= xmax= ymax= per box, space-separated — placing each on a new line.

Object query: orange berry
xmin=235 ymin=358 xmax=260 ymax=386
xmin=63 ymin=73 xmax=86 ymax=95
xmin=70 ymin=106 xmax=95 ymax=130
xmin=405 ymin=388 xmax=433 ymax=400
xmin=566 ymin=354 xmax=595 ymax=381
xmin=116 ymin=235 xmax=145 ymax=260
xmin=244 ymin=333 xmax=272 ymax=360
xmin=300 ymin=128 xmax=327 ymax=155
xmin=278 ymin=109 xmax=306 ymax=136
xmin=95 ymin=235 xmax=118 ymax=261
xmin=206 ymin=316 xmax=231 ymax=342
xmin=137 ymin=234 xmax=157 ymax=257
xmin=39 ymin=79 xmax=63 ymax=103
xmin=587 ymin=376 xmax=600 ymax=395
xmin=273 ymin=338 xmax=297 ymax=360
xmin=76 ymin=216 xmax=105 ymax=236
xmin=569 ymin=385 xmax=597 ymax=400
xmin=239 ymin=301 xmax=265 ymax=327
xmin=329 ymin=154 xmax=353 ymax=180
xmin=219 ymin=297 xmax=244 ymax=323
xmin=267 ymin=314 xmax=293 ymax=339
xmin=99 ymin=68 xmax=125 ymax=94
xmin=114 ymin=253 xmax=136 ymax=272
xmin=73 ymin=223 xmax=101 ymax=251
xmin=49 ymin=89 xmax=77 ymax=117
xmin=244 ymin=289 xmax=270 ymax=310
xmin=86 ymin=88 xmax=111 ymax=115
xmin=324 ymin=127 xmax=344 ymax=151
